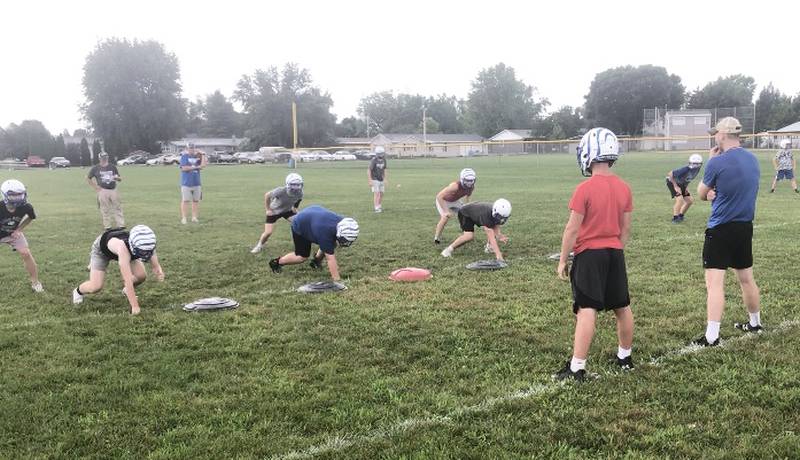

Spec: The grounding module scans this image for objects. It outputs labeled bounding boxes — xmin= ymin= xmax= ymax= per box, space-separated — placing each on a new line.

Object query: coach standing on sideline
xmin=179 ymin=142 xmax=207 ymax=224
xmin=692 ymin=117 xmax=762 ymax=347
xmin=86 ymin=151 xmax=124 ymax=229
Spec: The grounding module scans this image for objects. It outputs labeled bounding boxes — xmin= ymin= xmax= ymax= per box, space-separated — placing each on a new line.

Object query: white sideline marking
xmin=272 ymin=319 xmax=800 ymax=460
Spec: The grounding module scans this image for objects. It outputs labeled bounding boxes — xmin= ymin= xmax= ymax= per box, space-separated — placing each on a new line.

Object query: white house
xmin=370 ymin=133 xmax=484 ymax=158
xmin=488 ymin=129 xmax=536 ymax=154
xmin=768 ymin=121 xmax=800 ymax=148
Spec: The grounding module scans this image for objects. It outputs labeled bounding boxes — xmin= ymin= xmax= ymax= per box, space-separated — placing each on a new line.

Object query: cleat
xmin=616 ymin=355 xmax=634 ymax=370
xmin=250 ymin=244 xmax=263 ymax=254
xmin=690 ymin=335 xmax=720 ymax=347
xmin=734 ymin=322 xmax=763 ymax=334
xmin=440 ymin=247 xmax=453 ymax=258
xmin=552 ymin=361 xmax=586 ymax=382
xmin=72 ymin=288 xmax=84 ymax=305
xmin=269 ymin=258 xmax=282 ymax=274
xmin=309 ymin=259 xmax=322 ymax=269
xmin=31 ymin=282 xmax=44 ymax=293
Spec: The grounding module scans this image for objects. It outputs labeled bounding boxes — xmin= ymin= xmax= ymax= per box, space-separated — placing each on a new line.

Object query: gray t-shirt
xmin=88 ymin=164 xmax=120 ymax=190
xmin=369 ymin=157 xmax=387 ymax=181
xmin=775 ymin=149 xmax=794 ymax=171
xmin=268 ymin=186 xmax=303 ymax=215
xmin=459 ymin=202 xmax=498 ymax=228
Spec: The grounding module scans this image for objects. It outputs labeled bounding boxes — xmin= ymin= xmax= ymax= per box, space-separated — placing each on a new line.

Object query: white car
xmin=299 ymin=152 xmax=319 ymax=163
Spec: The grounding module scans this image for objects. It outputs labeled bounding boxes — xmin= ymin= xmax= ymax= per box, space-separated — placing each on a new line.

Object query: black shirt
xmin=88 ymin=164 xmax=120 ymax=190
xmin=459 ymin=202 xmax=498 ymax=228
xmin=0 ymin=203 xmax=36 ymax=238
xmin=98 ymin=228 xmax=131 ymax=260
xmin=369 ymin=157 xmax=387 ymax=181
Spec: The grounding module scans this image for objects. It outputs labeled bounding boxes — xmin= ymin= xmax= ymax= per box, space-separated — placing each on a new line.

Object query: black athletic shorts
xmin=666 ymin=179 xmax=690 ymax=198
xmin=458 ymin=213 xmax=478 ymax=232
xmin=570 ymin=248 xmax=630 ymax=314
xmin=266 ymin=210 xmax=296 ymax=224
xmin=291 ymin=230 xmax=312 ymax=258
xmin=702 ymin=221 xmax=753 ymax=270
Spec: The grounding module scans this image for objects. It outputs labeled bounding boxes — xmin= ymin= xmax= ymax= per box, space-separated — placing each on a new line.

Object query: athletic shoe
xmin=690 ymin=335 xmax=720 ymax=347
xmin=616 ymin=356 xmax=634 ymax=370
xmin=250 ymin=244 xmax=263 ymax=254
xmin=552 ymin=361 xmax=586 ymax=382
xmin=191 ymin=217 xmax=199 ymax=223
xmin=795 ymin=189 xmax=799 ymax=194
xmin=671 ymin=216 xmax=681 ymax=224
xmin=374 ymin=208 xmax=382 ymax=213
xmin=72 ymin=288 xmax=84 ymax=305
xmin=269 ymin=258 xmax=282 ymax=273
xmin=309 ymin=259 xmax=322 ymax=269
xmin=769 ymin=189 xmax=775 ymax=193
xmin=734 ymin=322 xmax=763 ymax=333
xmin=181 ymin=217 xmax=187 ymax=225
xmin=434 ymin=237 xmax=441 ymax=245
xmin=677 ymin=215 xmax=685 ymax=222
xmin=440 ymin=246 xmax=453 ymax=258
xmin=31 ymin=281 xmax=44 ymax=293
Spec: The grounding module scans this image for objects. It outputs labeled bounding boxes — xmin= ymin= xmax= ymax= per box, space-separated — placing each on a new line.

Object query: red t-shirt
xmin=568 ymin=174 xmax=633 ymax=254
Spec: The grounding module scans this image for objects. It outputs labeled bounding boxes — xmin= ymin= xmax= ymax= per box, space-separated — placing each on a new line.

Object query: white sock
xmin=705 ymin=320 xmax=721 ymax=343
xmin=617 ymin=347 xmax=632 ymax=359
xmin=749 ymin=311 xmax=761 ymax=327
xmin=570 ymin=357 xmax=586 ymax=372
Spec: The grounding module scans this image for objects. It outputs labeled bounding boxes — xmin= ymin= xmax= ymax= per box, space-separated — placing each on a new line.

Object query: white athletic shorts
xmin=436 ymin=199 xmax=463 ymax=217
xmin=371 ymin=181 xmax=385 ymax=193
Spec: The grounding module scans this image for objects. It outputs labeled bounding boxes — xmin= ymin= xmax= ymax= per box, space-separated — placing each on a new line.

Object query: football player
xmin=434 ymin=168 xmax=476 ymax=244
xmin=440 ymin=199 xmax=511 ymax=261
xmin=251 ymin=173 xmax=304 ymax=254
xmin=72 ymin=225 xmax=165 ymax=315
xmin=666 ymin=154 xmax=703 ymax=223
xmin=0 ymin=180 xmax=43 ymax=292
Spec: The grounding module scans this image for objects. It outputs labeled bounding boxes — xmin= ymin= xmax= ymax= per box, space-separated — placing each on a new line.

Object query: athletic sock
xmin=705 ymin=320 xmax=721 ymax=343
xmin=749 ymin=311 xmax=761 ymax=327
xmin=76 ymin=287 xmax=84 ymax=295
xmin=570 ymin=357 xmax=586 ymax=373
xmin=617 ymin=347 xmax=632 ymax=360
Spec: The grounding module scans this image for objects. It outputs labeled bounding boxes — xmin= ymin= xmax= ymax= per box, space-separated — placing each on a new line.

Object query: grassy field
xmin=2 ymin=152 xmax=799 ymax=459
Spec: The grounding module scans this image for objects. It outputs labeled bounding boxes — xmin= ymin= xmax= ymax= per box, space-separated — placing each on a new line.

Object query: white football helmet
xmin=492 ymin=198 xmax=511 ymax=225
xmin=688 ymin=154 xmax=703 ymax=168
xmin=128 ymin=225 xmax=156 ymax=261
xmin=459 ymin=168 xmax=476 ymax=188
xmin=577 ymin=127 xmax=620 ymax=176
xmin=780 ymin=139 xmax=792 ymax=149
xmin=374 ymin=146 xmax=386 ymax=157
xmin=285 ymin=173 xmax=304 ymax=194
xmin=336 ymin=218 xmax=359 ymax=247
xmin=1 ymin=179 xmax=27 ymax=206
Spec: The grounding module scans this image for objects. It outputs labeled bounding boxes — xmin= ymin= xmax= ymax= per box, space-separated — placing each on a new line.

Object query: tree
xmin=687 ymin=74 xmax=756 ymax=109
xmin=201 ymin=90 xmax=242 ymax=137
xmin=79 ymin=138 xmax=91 ymax=166
xmin=532 ymin=106 xmax=585 ymax=140
xmin=3 ymin=120 xmax=55 ymax=159
xmin=65 ymin=143 xmax=81 ymax=165
xmin=425 ymin=95 xmax=464 ymax=134
xmin=357 ymin=92 xmax=465 ymax=134
xmin=464 ymin=63 xmax=547 ymax=138
xmin=53 ymin=134 xmax=67 ymax=159
xmin=235 ymin=63 xmax=336 ymax=148
xmin=92 ymin=139 xmax=103 ymax=164
xmin=82 ymin=38 xmax=185 ymax=156
xmin=73 ymin=128 xmax=89 ymax=138
xmin=335 ymin=116 xmax=368 ymax=138
xmin=584 ymin=65 xmax=685 ymax=135
xmin=755 ymin=84 xmax=795 ymax=132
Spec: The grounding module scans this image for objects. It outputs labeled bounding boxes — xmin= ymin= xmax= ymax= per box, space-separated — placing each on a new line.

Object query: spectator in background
xmin=86 ymin=152 xmax=124 ymax=229
xmin=179 ymin=142 xmax=207 ymax=224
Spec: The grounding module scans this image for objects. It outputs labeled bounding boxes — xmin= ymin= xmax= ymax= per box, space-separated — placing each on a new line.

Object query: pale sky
xmin=1 ymin=0 xmax=797 ymax=134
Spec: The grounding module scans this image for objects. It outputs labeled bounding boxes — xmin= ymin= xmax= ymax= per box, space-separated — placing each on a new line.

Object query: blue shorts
xmin=776 ymin=169 xmax=794 ymax=181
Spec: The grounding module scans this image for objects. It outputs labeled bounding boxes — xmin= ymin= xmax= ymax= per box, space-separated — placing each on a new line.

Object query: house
xmin=164 ymin=137 xmax=247 ymax=154
xmin=767 ymin=121 xmax=800 ymax=148
xmin=370 ymin=133 xmax=484 ymax=158
xmin=335 ymin=137 xmax=372 ymax=149
xmin=487 ymin=129 xmax=536 ymax=154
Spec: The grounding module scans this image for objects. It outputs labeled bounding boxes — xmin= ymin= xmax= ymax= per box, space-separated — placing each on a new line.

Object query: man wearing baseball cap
xmin=86 ymin=151 xmax=124 ymax=229
xmin=692 ymin=117 xmax=763 ymax=346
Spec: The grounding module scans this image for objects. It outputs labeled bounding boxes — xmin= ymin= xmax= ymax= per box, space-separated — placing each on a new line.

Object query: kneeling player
xmin=434 ymin=168 xmax=475 ymax=244
xmin=1 ymin=180 xmax=43 ymax=292
xmin=72 ymin=225 xmax=164 ymax=315
xmin=666 ymin=154 xmax=703 ymax=223
xmin=268 ymin=205 xmax=359 ymax=281
xmin=251 ymin=173 xmax=304 ymax=253
xmin=440 ymin=199 xmax=510 ymax=260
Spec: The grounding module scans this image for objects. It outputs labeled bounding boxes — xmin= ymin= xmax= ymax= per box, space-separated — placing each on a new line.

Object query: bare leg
xmin=680 ymin=196 xmax=694 ymax=215
xmin=131 ymin=260 xmax=147 ymax=286
xmin=673 ymin=197 xmax=683 ymax=216
xmin=278 ymin=252 xmax=309 ymax=266
xmin=705 ymin=269 xmax=726 ymax=322
xmin=191 ymin=201 xmax=199 ymax=220
xmin=180 ymin=201 xmax=189 ymax=220
xmin=18 ymin=248 xmax=39 ymax=283
xmin=734 ymin=268 xmax=760 ymax=314
xmin=435 ymin=214 xmax=450 ymax=239
xmin=79 ymin=269 xmax=107 ymax=294
xmin=449 ymin=231 xmax=474 ymax=250
xmin=572 ymin=308 xmax=597 ymax=360
xmin=613 ymin=306 xmax=634 ymax=349
xmin=259 ymin=223 xmax=275 ymax=245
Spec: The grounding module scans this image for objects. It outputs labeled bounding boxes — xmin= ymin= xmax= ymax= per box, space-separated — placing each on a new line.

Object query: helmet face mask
xmin=688 ymin=154 xmax=703 ymax=169
xmin=285 ymin=173 xmax=304 ymax=195
xmin=128 ymin=225 xmax=156 ymax=262
xmin=459 ymin=168 xmax=476 ymax=188
xmin=577 ymin=128 xmax=620 ymax=177
xmin=492 ymin=198 xmax=511 ymax=225
xmin=336 ymin=236 xmax=353 ymax=247
xmin=336 ymin=218 xmax=359 ymax=248
xmin=130 ymin=247 xmax=154 ymax=262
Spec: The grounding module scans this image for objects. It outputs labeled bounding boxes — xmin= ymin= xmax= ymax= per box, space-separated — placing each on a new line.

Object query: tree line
xmin=2 ymin=38 xmax=799 ymax=160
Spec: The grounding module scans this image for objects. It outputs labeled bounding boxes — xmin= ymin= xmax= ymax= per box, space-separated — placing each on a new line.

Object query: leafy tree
xmin=201 ymin=91 xmax=242 ymax=137
xmin=464 ymin=63 xmax=547 ymax=138
xmin=0 ymin=128 xmax=7 ymax=156
xmin=357 ymin=92 xmax=464 ymax=134
xmin=82 ymin=38 xmax=185 ymax=156
xmin=687 ymin=74 xmax=755 ymax=109
xmin=3 ymin=120 xmax=55 ymax=159
xmin=185 ymin=98 xmax=206 ymax=136
xmin=235 ymin=63 xmax=335 ymax=148
xmin=53 ymin=134 xmax=67 ymax=159
xmin=73 ymin=128 xmax=89 ymax=138
xmin=425 ymin=95 xmax=464 ymax=134
xmin=755 ymin=84 xmax=795 ymax=132
xmin=335 ymin=116 xmax=368 ymax=138
xmin=65 ymin=143 xmax=81 ymax=165
xmin=584 ymin=65 xmax=684 ymax=135
xmin=79 ymin=138 xmax=91 ymax=166
xmin=532 ymin=106 xmax=585 ymax=139
xmin=92 ymin=139 xmax=103 ymax=164
xmin=420 ymin=117 xmax=441 ymax=135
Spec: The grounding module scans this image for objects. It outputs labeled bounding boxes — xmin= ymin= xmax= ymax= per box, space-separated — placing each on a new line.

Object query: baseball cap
xmin=708 ymin=117 xmax=742 ymax=135
xmin=187 ymin=142 xmax=196 ymax=148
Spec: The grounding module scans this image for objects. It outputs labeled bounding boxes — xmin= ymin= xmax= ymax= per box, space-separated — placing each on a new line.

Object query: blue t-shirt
xmin=180 ymin=153 xmax=202 ymax=187
xmin=671 ymin=165 xmax=700 ymax=186
xmin=291 ymin=205 xmax=341 ymax=254
xmin=702 ymin=147 xmax=760 ymax=228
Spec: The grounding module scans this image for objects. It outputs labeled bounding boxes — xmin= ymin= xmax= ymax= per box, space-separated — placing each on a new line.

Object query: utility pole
xmin=422 ymin=105 xmax=427 ymax=148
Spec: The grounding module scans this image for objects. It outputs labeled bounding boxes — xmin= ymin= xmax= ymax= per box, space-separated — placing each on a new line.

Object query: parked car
xmin=299 ymin=152 xmax=319 ymax=163
xmin=354 ymin=150 xmax=375 ymax=160
xmin=117 ymin=153 xmax=148 ymax=165
xmin=49 ymin=156 xmax=71 ymax=168
xmin=333 ymin=150 xmax=357 ymax=161
xmin=26 ymin=155 xmax=46 ymax=168
xmin=274 ymin=152 xmax=293 ymax=163
xmin=236 ymin=151 xmax=266 ymax=164
xmin=146 ymin=154 xmax=177 ymax=166
xmin=217 ymin=153 xmax=237 ymax=164
xmin=318 ymin=152 xmax=335 ymax=161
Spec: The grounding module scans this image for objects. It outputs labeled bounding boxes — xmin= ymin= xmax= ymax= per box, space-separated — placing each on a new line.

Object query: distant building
xmin=370 ymin=133 xmax=484 ymax=158
xmin=164 ymin=137 xmax=247 ymax=154
xmin=664 ymin=110 xmax=712 ymax=151
xmin=335 ymin=137 xmax=372 ymax=149
xmin=488 ymin=129 xmax=537 ymax=154
xmin=767 ymin=121 xmax=800 ymax=148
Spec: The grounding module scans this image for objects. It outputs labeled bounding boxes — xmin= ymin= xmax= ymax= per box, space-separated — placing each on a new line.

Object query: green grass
xmin=1 ymin=152 xmax=799 ymax=459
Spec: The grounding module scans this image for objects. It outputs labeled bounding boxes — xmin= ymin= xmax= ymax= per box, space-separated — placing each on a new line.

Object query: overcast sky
xmin=1 ymin=0 xmax=797 ymax=134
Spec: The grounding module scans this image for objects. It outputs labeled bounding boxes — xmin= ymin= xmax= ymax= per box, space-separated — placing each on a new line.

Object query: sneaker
xmin=671 ymin=216 xmax=680 ymax=224
xmin=269 ymin=258 xmax=282 ymax=273
xmin=769 ymin=189 xmax=775 ymax=193
xmin=191 ymin=217 xmax=199 ymax=223
xmin=677 ymin=215 xmax=685 ymax=222
xmin=434 ymin=236 xmax=441 ymax=245
xmin=31 ymin=281 xmax=44 ymax=293
xmin=181 ymin=217 xmax=187 ymax=225
xmin=734 ymin=322 xmax=763 ymax=333
xmin=440 ymin=246 xmax=453 ymax=258
xmin=691 ymin=335 xmax=720 ymax=347
xmin=616 ymin=356 xmax=634 ymax=370
xmin=72 ymin=288 xmax=84 ymax=305
xmin=250 ymin=244 xmax=263 ymax=254
xmin=374 ymin=208 xmax=382 ymax=213
xmin=552 ymin=361 xmax=586 ymax=382
xmin=309 ymin=259 xmax=322 ymax=269
xmin=795 ymin=189 xmax=799 ymax=194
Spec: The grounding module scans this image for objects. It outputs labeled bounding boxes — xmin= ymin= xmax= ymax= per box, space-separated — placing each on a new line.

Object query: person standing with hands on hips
xmin=179 ymin=142 xmax=207 ymax=224
xmin=86 ymin=151 xmax=124 ymax=229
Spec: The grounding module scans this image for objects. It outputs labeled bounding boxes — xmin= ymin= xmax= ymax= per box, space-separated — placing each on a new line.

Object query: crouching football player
xmin=269 ymin=205 xmax=359 ymax=281
xmin=1 ymin=179 xmax=43 ymax=292
xmin=251 ymin=173 xmax=304 ymax=254
xmin=666 ymin=154 xmax=703 ymax=223
xmin=440 ymin=199 xmax=511 ymax=261
xmin=72 ymin=225 xmax=164 ymax=315
xmin=434 ymin=168 xmax=476 ymax=244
